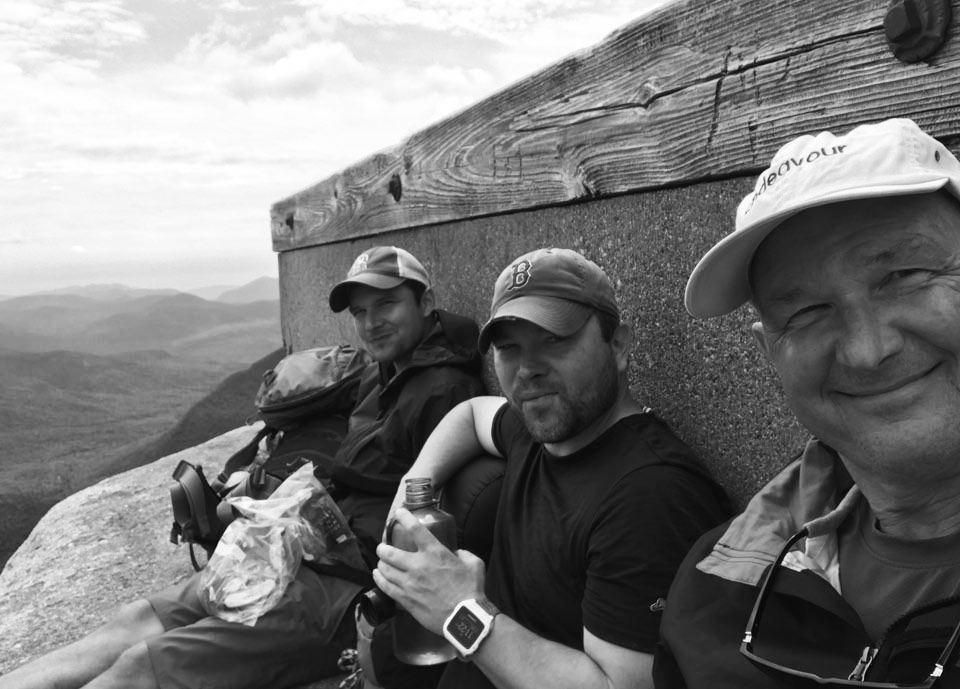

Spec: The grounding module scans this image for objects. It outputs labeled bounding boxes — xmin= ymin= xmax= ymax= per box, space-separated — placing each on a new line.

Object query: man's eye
xmin=885 ymin=268 xmax=932 ymax=286
xmin=786 ymin=304 xmax=827 ymax=328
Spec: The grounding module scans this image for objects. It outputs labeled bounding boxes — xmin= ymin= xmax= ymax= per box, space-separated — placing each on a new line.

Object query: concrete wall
xmin=278 ymin=176 xmax=809 ymax=508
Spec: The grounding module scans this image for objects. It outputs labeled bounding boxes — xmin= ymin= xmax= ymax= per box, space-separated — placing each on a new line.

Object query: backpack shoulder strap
xmin=302 ymin=560 xmax=374 ymax=588
xmin=215 ymin=425 xmax=276 ymax=487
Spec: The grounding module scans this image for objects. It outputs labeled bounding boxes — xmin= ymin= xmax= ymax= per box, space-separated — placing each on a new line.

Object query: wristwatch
xmin=442 ymin=597 xmax=500 ymax=659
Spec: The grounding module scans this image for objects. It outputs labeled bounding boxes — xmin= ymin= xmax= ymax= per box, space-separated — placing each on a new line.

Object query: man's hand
xmin=373 ymin=507 xmax=485 ymax=634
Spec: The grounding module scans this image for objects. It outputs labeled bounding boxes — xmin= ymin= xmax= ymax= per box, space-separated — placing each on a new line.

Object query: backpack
xmin=169 ymin=343 xmax=372 ymax=570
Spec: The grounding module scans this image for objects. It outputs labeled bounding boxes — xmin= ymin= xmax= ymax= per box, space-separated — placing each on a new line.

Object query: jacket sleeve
xmin=654 ymin=519 xmax=770 ymax=689
xmin=404 ymin=368 xmax=486 ymax=457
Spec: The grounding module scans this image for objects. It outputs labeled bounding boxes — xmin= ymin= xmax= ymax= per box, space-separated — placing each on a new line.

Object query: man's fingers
xmin=456 ymin=548 xmax=483 ymax=569
xmin=387 ymin=507 xmax=444 ymax=550
xmin=373 ymin=556 xmax=413 ymax=602
xmin=376 ymin=541 xmax=414 ymax=571
xmin=372 ymin=567 xmax=401 ymax=599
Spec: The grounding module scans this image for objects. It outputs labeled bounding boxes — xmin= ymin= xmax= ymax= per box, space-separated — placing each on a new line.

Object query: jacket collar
xmin=697 ymin=438 xmax=861 ymax=589
xmin=376 ymin=309 xmax=482 ymax=394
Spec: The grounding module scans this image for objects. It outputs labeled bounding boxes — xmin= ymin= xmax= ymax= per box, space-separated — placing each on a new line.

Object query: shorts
xmin=146 ymin=565 xmax=363 ymax=689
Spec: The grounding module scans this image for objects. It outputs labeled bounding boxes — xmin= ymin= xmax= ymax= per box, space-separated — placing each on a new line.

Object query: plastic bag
xmin=199 ymin=462 xmax=366 ymax=626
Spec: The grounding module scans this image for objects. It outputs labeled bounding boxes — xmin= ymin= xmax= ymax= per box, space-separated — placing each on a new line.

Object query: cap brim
xmin=684 ymin=178 xmax=952 ymax=318
xmin=329 ymin=274 xmax=407 ymax=312
xmin=478 ymin=296 xmax=593 ymax=353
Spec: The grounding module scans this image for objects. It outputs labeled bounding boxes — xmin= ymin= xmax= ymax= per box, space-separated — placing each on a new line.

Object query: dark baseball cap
xmin=478 ymin=247 xmax=619 ymax=353
xmin=329 ymin=246 xmax=431 ymax=313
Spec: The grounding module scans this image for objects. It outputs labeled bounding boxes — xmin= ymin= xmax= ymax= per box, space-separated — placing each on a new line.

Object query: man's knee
xmin=109 ymin=598 xmax=165 ymax=638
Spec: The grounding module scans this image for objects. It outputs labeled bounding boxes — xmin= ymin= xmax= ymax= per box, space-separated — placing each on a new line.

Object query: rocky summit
xmin=0 ymin=425 xmax=348 ymax=689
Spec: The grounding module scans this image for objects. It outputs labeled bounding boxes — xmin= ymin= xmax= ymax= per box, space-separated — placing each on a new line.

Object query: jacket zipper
xmin=848 ymin=646 xmax=877 ymax=681
xmin=863 ymin=594 xmax=960 ymax=682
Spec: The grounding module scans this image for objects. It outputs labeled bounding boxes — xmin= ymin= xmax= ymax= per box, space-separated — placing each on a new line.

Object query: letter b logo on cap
xmin=507 ymin=260 xmax=532 ymax=291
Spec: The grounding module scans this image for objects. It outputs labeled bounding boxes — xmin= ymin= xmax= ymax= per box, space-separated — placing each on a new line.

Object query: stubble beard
xmin=515 ymin=354 xmax=620 ymax=444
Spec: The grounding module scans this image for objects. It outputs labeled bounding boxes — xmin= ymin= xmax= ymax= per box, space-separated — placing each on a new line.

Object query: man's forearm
xmin=470 ymin=615 xmax=653 ymax=689
xmin=402 ymin=396 xmax=504 ymax=487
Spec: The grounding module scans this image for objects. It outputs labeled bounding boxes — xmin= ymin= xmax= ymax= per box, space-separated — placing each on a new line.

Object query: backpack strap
xmin=214 ymin=425 xmax=275 ymax=488
xmin=302 ymin=560 xmax=374 ymax=588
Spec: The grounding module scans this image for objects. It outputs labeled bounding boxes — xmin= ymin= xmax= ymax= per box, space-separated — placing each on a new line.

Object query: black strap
xmin=216 ymin=425 xmax=276 ymax=486
xmin=188 ymin=543 xmax=206 ymax=572
xmin=302 ymin=560 xmax=374 ymax=588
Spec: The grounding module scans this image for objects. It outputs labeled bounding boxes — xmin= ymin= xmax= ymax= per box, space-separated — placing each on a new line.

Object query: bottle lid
xmin=403 ymin=477 xmax=436 ymax=508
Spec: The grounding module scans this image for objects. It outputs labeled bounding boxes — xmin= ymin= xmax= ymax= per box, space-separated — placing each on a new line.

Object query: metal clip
xmin=848 ymin=645 xmax=877 ymax=681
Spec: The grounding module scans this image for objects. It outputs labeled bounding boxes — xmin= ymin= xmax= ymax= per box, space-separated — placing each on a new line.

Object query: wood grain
xmin=270 ymin=0 xmax=960 ymax=251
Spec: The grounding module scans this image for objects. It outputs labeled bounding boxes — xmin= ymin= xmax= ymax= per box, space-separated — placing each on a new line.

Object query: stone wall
xmin=279 ymin=177 xmax=809 ymax=509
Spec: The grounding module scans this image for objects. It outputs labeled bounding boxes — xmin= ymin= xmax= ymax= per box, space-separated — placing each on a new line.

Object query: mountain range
xmin=0 ymin=278 xmax=281 ymax=362
xmin=0 ymin=277 xmax=286 ymax=570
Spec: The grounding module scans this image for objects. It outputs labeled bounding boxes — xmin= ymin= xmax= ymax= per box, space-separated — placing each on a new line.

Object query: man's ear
xmin=611 ymin=322 xmax=632 ymax=372
xmin=420 ymin=288 xmax=436 ymax=316
xmin=750 ymin=321 xmax=771 ymax=360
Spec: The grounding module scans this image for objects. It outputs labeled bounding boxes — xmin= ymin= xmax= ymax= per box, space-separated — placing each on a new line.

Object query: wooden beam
xmin=270 ymin=0 xmax=960 ymax=252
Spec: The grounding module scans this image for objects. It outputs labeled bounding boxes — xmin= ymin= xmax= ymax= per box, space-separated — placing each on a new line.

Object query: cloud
xmin=0 ymin=0 xmax=146 ymax=75
xmin=0 ymin=232 xmax=25 ymax=245
xmin=0 ymin=0 xmax=672 ymax=295
xmin=226 ymin=41 xmax=375 ymax=100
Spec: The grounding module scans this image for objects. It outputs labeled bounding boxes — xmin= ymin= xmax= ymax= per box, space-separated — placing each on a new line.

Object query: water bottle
xmin=386 ymin=477 xmax=458 ymax=664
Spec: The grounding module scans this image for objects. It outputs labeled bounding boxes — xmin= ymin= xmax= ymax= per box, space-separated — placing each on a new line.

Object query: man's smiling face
xmin=348 ymin=283 xmax=432 ymax=367
xmin=751 ymin=191 xmax=960 ymax=479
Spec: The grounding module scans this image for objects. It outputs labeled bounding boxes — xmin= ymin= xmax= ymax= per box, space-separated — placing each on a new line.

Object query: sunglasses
xmin=740 ymin=527 xmax=960 ymax=687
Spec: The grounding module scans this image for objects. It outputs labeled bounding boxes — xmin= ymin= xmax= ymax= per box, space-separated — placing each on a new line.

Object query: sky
xmin=0 ymin=0 xmax=669 ymax=296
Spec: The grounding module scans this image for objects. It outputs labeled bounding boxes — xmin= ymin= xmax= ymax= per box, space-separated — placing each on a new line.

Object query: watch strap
xmin=476 ymin=597 xmax=500 ymax=618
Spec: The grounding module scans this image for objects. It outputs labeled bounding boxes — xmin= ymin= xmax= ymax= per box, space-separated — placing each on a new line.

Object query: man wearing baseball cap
xmin=375 ymin=247 xmax=730 ymax=689
xmin=1 ymin=246 xmax=486 ymax=689
xmin=657 ymin=118 xmax=960 ymax=687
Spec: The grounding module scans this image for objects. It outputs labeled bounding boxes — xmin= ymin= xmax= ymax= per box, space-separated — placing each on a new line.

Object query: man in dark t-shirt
xmin=375 ymin=248 xmax=730 ymax=689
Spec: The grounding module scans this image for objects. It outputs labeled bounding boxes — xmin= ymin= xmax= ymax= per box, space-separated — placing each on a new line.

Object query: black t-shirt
xmin=440 ymin=406 xmax=731 ymax=689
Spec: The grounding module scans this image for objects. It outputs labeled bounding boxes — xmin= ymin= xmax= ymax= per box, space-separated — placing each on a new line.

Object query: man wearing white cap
xmin=1 ymin=246 xmax=486 ymax=689
xmin=656 ymin=118 xmax=960 ymax=687
xmin=374 ymin=248 xmax=730 ymax=689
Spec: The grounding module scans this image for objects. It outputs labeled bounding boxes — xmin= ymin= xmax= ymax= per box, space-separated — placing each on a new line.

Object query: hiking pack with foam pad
xmin=169 ymin=343 xmax=372 ymax=570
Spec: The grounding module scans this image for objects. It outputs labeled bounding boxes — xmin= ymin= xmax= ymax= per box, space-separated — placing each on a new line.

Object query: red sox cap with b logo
xmin=478 ymin=247 xmax=620 ymax=353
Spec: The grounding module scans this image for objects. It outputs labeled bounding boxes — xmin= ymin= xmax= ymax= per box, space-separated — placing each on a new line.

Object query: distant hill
xmin=76 ymin=293 xmax=280 ymax=360
xmin=31 ymin=284 xmax=180 ymax=301
xmin=186 ymin=284 xmax=234 ymax=300
xmin=0 ymin=293 xmax=175 ymax=337
xmin=0 ymin=348 xmax=240 ymax=568
xmin=0 ymin=285 xmax=281 ymax=364
xmin=0 ymin=277 xmax=287 ymax=570
xmin=106 ymin=347 xmax=286 ymax=476
xmin=216 ymin=276 xmax=279 ymax=303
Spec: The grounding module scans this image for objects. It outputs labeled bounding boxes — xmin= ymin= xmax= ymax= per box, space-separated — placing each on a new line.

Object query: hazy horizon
xmin=0 ymin=274 xmax=279 ymax=300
